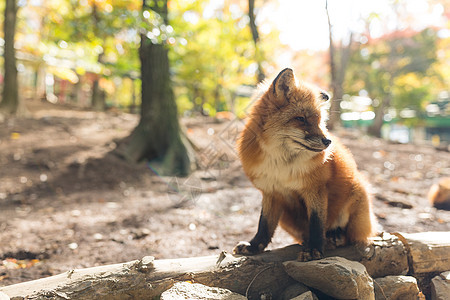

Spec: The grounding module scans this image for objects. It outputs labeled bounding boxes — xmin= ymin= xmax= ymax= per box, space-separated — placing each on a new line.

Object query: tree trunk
xmin=191 ymin=83 xmax=202 ymax=113
xmin=328 ymin=83 xmax=343 ymax=129
xmin=91 ymin=76 xmax=105 ymax=111
xmin=214 ymin=84 xmax=222 ymax=112
xmin=32 ymin=65 xmax=39 ymax=101
xmin=325 ymin=0 xmax=338 ymax=130
xmin=118 ymin=0 xmax=190 ymax=176
xmin=0 ymin=0 xmax=19 ymax=115
xmin=368 ymin=94 xmax=391 ymax=137
xmin=90 ymin=3 xmax=106 ymax=111
xmin=71 ymin=77 xmax=81 ymax=104
xmin=129 ymin=78 xmax=137 ymax=113
xmin=325 ymin=1 xmax=353 ymax=131
xmin=248 ymin=0 xmax=265 ymax=83
xmin=2 ymin=232 xmax=449 ymax=299
xmin=368 ymin=103 xmax=384 ymax=137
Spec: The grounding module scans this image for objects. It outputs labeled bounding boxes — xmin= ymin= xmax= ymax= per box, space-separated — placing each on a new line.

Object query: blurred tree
xmin=347 ymin=28 xmax=438 ymax=136
xmin=43 ymin=0 xmax=141 ymax=110
xmin=248 ymin=0 xmax=265 ymax=83
xmin=170 ymin=0 xmax=255 ymax=115
xmin=0 ymin=0 xmax=19 ymax=115
xmin=90 ymin=2 xmax=106 ymax=111
xmin=392 ymin=73 xmax=433 ymax=112
xmin=325 ymin=0 xmax=353 ymax=130
xmin=119 ymin=0 xmax=190 ymax=176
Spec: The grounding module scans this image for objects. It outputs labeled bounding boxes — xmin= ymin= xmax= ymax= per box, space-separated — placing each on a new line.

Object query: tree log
xmin=1 ymin=232 xmax=449 ymax=299
xmin=327 ymin=232 xmax=409 ymax=278
xmin=394 ymin=231 xmax=450 ymax=275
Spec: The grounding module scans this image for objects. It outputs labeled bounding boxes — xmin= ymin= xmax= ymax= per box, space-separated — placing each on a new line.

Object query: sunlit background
xmin=1 ymin=0 xmax=449 ymax=143
xmin=273 ymin=0 xmax=446 ymax=50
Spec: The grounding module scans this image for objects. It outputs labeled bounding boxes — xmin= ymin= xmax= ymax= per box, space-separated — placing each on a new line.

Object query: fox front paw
xmin=355 ymin=242 xmax=375 ymax=260
xmin=297 ymin=248 xmax=323 ymax=262
xmin=232 ymin=241 xmax=262 ymax=256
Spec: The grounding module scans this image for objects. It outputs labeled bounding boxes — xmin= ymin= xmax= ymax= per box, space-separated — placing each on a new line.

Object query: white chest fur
xmin=250 ymin=147 xmax=317 ymax=194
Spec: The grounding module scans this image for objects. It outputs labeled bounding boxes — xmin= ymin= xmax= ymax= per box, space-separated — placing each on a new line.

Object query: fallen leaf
xmin=0 ymin=275 xmax=9 ymax=281
xmin=10 ymin=132 xmax=20 ymax=140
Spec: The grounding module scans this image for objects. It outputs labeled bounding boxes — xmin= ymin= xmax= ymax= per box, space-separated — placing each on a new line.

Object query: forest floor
xmin=1 ymin=101 xmax=450 ymax=287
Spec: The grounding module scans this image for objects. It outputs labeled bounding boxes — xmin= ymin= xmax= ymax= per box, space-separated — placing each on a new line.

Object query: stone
xmin=283 ymin=256 xmax=374 ymax=300
xmin=0 ymin=292 xmax=9 ymax=300
xmin=160 ymin=281 xmax=246 ymax=300
xmin=291 ymin=291 xmax=318 ymax=300
xmin=374 ymin=275 xmax=419 ymax=300
xmin=431 ymin=271 xmax=450 ymax=300
xmin=280 ymin=282 xmax=310 ymax=300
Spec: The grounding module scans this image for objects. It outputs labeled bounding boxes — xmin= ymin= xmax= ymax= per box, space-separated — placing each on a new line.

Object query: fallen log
xmin=394 ymin=231 xmax=450 ymax=298
xmin=394 ymin=231 xmax=450 ymax=274
xmin=328 ymin=232 xmax=408 ymax=278
xmin=0 ymin=232 xmax=448 ymax=299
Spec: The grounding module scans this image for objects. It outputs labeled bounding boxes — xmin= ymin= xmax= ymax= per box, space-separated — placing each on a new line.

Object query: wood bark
xmin=368 ymin=45 xmax=396 ymax=138
xmin=0 ymin=0 xmax=19 ymax=115
xmin=117 ymin=0 xmax=191 ymax=176
xmin=395 ymin=232 xmax=450 ymax=275
xmin=248 ymin=0 xmax=265 ymax=83
xmin=90 ymin=4 xmax=106 ymax=112
xmin=3 ymin=232 xmax=449 ymax=299
xmin=325 ymin=0 xmax=353 ymax=131
xmin=368 ymin=95 xmax=390 ymax=138
xmin=129 ymin=78 xmax=137 ymax=113
xmin=91 ymin=76 xmax=105 ymax=111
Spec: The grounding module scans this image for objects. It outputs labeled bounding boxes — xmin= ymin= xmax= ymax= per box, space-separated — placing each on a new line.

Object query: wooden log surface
xmin=1 ymin=232 xmax=448 ymax=300
xmin=395 ymin=231 xmax=450 ymax=274
xmin=328 ymin=232 xmax=408 ymax=278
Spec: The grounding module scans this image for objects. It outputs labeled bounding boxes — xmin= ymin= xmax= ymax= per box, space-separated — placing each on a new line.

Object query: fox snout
xmin=293 ymin=135 xmax=330 ymax=153
xmin=322 ymin=138 xmax=332 ymax=146
xmin=316 ymin=136 xmax=331 ymax=149
xmin=304 ymin=134 xmax=331 ymax=149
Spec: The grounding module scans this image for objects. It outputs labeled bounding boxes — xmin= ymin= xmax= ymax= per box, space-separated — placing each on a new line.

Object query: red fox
xmin=428 ymin=177 xmax=450 ymax=210
xmin=233 ymin=68 xmax=376 ymax=260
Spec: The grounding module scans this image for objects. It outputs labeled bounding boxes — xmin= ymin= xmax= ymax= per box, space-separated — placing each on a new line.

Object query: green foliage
xmin=235 ymin=96 xmax=253 ymax=119
xmin=14 ymin=0 xmax=264 ymax=114
xmin=346 ymin=28 xmax=440 ymax=118
xmin=176 ymin=93 xmax=194 ymax=113
xmin=13 ymin=0 xmax=445 ymax=126
xmin=42 ymin=0 xmax=141 ymax=86
xmin=392 ymin=73 xmax=433 ymax=111
xmin=169 ymin=0 xmax=257 ymax=115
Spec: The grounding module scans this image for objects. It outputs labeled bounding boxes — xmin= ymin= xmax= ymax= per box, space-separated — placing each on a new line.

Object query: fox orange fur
xmin=428 ymin=177 xmax=450 ymax=210
xmin=233 ymin=68 xmax=376 ymax=260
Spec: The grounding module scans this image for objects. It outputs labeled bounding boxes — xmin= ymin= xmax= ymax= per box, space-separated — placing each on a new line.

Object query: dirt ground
xmin=1 ymin=101 xmax=449 ymax=287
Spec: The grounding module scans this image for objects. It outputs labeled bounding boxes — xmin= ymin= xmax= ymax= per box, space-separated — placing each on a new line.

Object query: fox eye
xmin=294 ymin=116 xmax=306 ymax=124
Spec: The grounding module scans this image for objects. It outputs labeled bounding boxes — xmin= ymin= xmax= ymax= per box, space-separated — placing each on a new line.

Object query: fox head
xmin=249 ymin=68 xmax=331 ymax=156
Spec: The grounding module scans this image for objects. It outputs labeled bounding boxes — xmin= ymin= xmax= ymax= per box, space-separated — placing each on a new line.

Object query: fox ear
xmin=271 ymin=68 xmax=296 ymax=104
xmin=320 ymin=91 xmax=330 ymax=101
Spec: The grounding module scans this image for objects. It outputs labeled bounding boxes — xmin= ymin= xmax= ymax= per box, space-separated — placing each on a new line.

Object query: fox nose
xmin=322 ymin=138 xmax=332 ymax=146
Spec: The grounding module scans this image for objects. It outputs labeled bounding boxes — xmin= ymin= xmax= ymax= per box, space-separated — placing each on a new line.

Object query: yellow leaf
xmin=10 ymin=132 xmax=20 ymax=140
